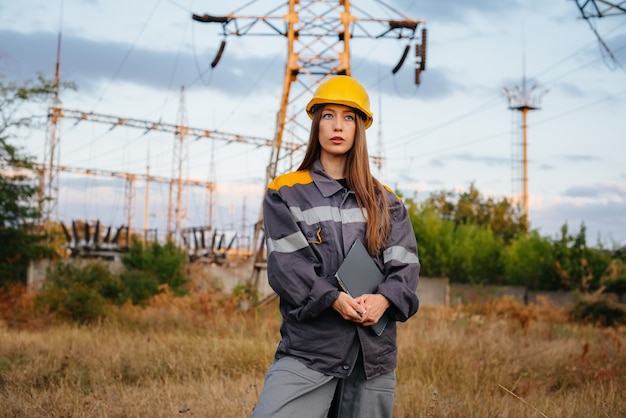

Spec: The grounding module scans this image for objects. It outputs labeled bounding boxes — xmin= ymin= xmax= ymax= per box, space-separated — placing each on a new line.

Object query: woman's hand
xmin=332 ymin=292 xmax=367 ymax=323
xmin=354 ymin=294 xmax=390 ymax=327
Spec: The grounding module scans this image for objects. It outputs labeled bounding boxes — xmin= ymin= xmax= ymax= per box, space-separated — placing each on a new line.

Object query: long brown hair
xmin=298 ymin=106 xmax=391 ymax=255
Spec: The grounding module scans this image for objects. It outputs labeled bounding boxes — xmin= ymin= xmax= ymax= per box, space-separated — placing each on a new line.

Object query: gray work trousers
xmin=251 ymin=355 xmax=396 ymax=418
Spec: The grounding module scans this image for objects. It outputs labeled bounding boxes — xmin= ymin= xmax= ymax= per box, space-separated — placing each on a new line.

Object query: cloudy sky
xmin=1 ymin=0 xmax=625 ymax=247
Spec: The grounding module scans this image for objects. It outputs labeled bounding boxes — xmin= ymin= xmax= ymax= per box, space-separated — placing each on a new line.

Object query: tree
xmin=407 ymin=198 xmax=454 ymax=278
xmin=427 ymin=183 xmax=526 ymax=243
xmin=0 ymin=73 xmax=73 ymax=285
xmin=502 ymin=231 xmax=554 ymax=289
xmin=121 ymin=238 xmax=190 ymax=299
xmin=551 ymin=223 xmax=613 ymax=292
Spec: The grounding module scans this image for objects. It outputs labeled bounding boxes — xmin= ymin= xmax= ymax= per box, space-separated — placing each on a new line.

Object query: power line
xmin=89 ymin=0 xmax=164 ymax=113
xmin=397 ymin=87 xmax=626 ymax=163
xmin=383 ymin=26 xmax=626 ymax=162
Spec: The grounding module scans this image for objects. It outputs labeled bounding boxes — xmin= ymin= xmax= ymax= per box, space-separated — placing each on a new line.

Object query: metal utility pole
xmin=502 ymin=77 xmax=548 ymax=231
xmin=375 ymin=94 xmax=385 ymax=180
xmin=42 ymin=30 xmax=63 ymax=226
xmin=125 ymin=174 xmax=136 ymax=241
xmin=170 ymin=86 xmax=190 ymax=242
xmin=192 ymin=0 xmax=428 ymax=288
xmin=143 ymin=149 xmax=151 ymax=242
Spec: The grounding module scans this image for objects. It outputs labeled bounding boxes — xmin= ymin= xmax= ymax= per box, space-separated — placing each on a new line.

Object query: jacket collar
xmin=310 ymin=159 xmax=345 ymax=198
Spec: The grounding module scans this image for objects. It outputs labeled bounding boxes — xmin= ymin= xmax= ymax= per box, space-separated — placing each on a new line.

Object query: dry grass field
xmin=0 ymin=289 xmax=624 ymax=417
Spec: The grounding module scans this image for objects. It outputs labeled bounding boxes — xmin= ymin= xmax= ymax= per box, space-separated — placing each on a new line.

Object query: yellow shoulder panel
xmin=383 ymin=184 xmax=402 ymax=201
xmin=268 ymin=170 xmax=313 ymax=190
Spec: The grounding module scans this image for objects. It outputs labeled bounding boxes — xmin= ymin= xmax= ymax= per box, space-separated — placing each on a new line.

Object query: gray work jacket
xmin=263 ymin=159 xmax=420 ymax=380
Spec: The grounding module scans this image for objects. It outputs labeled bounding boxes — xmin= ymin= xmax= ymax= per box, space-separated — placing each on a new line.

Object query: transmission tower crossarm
xmin=191 ymin=14 xmax=232 ymax=24
xmin=575 ymin=0 xmax=626 ymax=17
xmin=51 ymin=107 xmax=303 ymax=152
xmin=33 ymin=163 xmax=215 ymax=190
xmin=192 ymin=6 xmax=426 ymax=39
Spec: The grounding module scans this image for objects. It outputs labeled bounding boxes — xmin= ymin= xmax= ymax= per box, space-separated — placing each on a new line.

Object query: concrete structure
xmin=29 ymin=258 xmax=599 ymax=309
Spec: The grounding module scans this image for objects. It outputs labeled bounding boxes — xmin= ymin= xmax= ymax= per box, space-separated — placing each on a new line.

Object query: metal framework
xmin=192 ymin=0 xmax=428 ymax=287
xmin=42 ymin=32 xmax=63 ymax=225
xmin=48 ymin=107 xmax=296 ymax=150
xmin=45 ymin=105 xmax=301 ymax=240
xmin=502 ymin=79 xmax=548 ymax=232
xmin=572 ymin=0 xmax=625 ymax=71
xmin=193 ymin=1 xmax=426 ymax=181
xmin=170 ymin=86 xmax=190 ymax=242
xmin=574 ymin=0 xmax=626 ymax=18
xmin=35 ymin=162 xmax=215 ymax=241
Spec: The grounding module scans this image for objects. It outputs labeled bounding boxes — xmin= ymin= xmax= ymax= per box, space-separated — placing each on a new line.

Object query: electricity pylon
xmin=574 ymin=0 xmax=626 ymax=18
xmin=573 ymin=0 xmax=626 ymax=70
xmin=46 ymin=106 xmax=299 ymax=239
xmin=41 ymin=31 xmax=63 ymax=226
xmin=192 ymin=0 xmax=428 ymax=288
xmin=502 ymin=77 xmax=548 ymax=231
xmin=168 ymin=86 xmax=190 ymax=243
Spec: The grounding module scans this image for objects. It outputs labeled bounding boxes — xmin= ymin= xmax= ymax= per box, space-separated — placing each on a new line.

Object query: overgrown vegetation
xmin=571 ymin=295 xmax=626 ymax=327
xmin=0 ymin=74 xmax=72 ymax=285
xmin=0 ymin=296 xmax=624 ymax=417
xmin=1 ymin=71 xmax=624 ymax=302
xmin=121 ymin=237 xmax=190 ymax=298
xmin=32 ymin=239 xmax=190 ymax=323
xmin=1 ymin=72 xmax=625 ymax=415
xmin=408 ymin=188 xmax=625 ymax=293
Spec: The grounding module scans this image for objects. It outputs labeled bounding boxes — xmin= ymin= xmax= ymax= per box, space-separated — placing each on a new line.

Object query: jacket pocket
xmin=301 ymin=223 xmax=323 ymax=245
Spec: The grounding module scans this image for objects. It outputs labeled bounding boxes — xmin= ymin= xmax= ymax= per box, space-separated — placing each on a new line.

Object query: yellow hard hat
xmin=306 ymin=75 xmax=373 ymax=129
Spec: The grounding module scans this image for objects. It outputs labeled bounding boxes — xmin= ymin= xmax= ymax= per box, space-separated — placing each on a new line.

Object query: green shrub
xmin=31 ymin=236 xmax=196 ymax=323
xmin=35 ymin=261 xmax=125 ymax=323
xmin=44 ymin=262 xmax=127 ymax=305
xmin=603 ymin=277 xmax=626 ymax=298
xmin=408 ymin=200 xmax=454 ymax=278
xmin=121 ymin=238 xmax=189 ymax=296
xmin=502 ymin=231 xmax=554 ymax=289
xmin=448 ymin=224 xmax=503 ymax=284
xmin=570 ymin=298 xmax=626 ymax=327
xmin=232 ymin=283 xmax=259 ymax=305
xmin=36 ymin=281 xmax=109 ymax=323
xmin=119 ymin=269 xmax=160 ymax=306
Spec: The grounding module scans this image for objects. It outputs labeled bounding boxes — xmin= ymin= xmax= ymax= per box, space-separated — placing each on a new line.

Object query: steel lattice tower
xmin=192 ymin=0 xmax=428 ymax=289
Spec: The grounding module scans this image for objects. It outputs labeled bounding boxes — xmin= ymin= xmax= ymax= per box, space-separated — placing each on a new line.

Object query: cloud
xmin=563 ymin=185 xmax=600 ymax=198
xmin=563 ymin=182 xmax=626 ymax=199
xmin=575 ymin=26 xmax=626 ymax=65
xmin=60 ymin=174 xmax=122 ymax=189
xmin=448 ymin=152 xmax=510 ymax=166
xmin=531 ymin=197 xmax=626 ymax=245
xmin=1 ymin=27 xmax=459 ymax=105
xmin=54 ymin=172 xmax=263 ymax=233
xmin=607 ymin=33 xmax=626 ymax=62
xmin=555 ymin=80 xmax=587 ymax=98
xmin=561 ymin=154 xmax=601 ymax=162
xmin=537 ymin=163 xmax=555 ymax=171
xmin=429 ymin=159 xmax=445 ymax=168
xmin=395 ymin=0 xmax=521 ymax=23
xmin=0 ymin=29 xmax=285 ymax=95
xmin=402 ymin=67 xmax=461 ymax=101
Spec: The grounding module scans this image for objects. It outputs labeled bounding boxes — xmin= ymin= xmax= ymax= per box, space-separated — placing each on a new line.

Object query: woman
xmin=252 ymin=75 xmax=420 ymax=418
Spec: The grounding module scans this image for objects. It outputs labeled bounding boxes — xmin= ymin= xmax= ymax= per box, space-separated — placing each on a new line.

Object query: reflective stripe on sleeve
xmin=267 ymin=231 xmax=310 ymax=255
xmin=289 ymin=206 xmax=366 ymax=225
xmin=383 ymin=245 xmax=419 ymax=265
